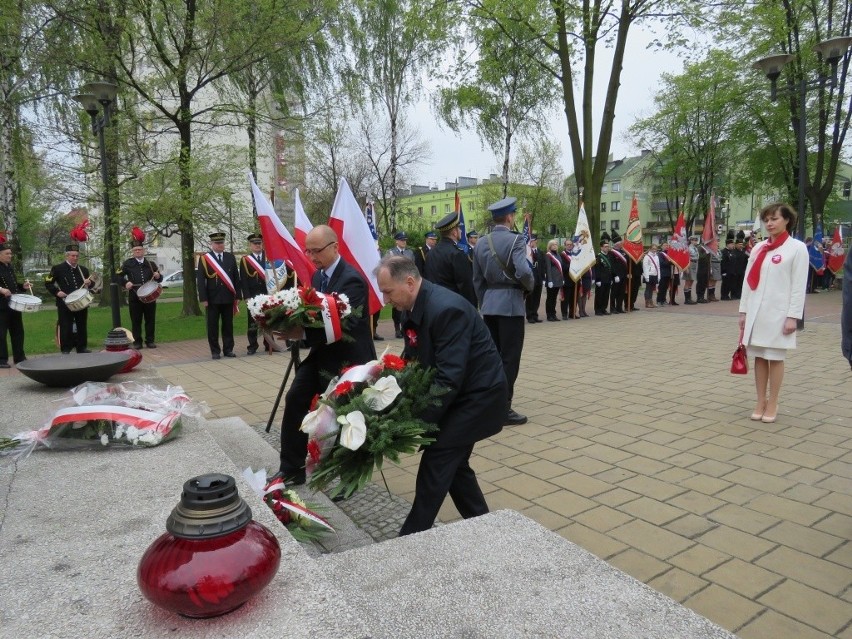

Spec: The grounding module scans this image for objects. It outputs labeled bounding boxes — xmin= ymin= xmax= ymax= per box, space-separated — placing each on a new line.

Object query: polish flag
xmin=247 ymin=171 xmax=315 ymax=285
xmin=328 ymin=179 xmax=383 ymax=314
xmin=294 ymin=187 xmax=313 ymax=251
xmin=826 ymin=227 xmax=846 ymax=275
xmin=667 ymin=210 xmax=690 ymax=271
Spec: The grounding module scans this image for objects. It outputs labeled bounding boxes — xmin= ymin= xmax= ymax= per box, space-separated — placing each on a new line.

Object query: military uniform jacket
xmin=196 ymin=252 xmax=241 ymax=304
xmin=721 ymin=247 xmax=734 ymax=276
xmin=414 ymin=245 xmax=431 ymax=275
xmin=594 ymin=251 xmax=614 ymax=282
xmin=0 ymin=263 xmax=26 ymax=311
xmin=423 ymin=237 xmax=477 ymax=306
xmin=401 ymin=280 xmax=507 ymax=449
xmin=45 ymin=262 xmax=92 ymax=304
xmin=240 ymin=252 xmax=269 ymax=299
xmin=386 ymin=246 xmax=415 ymax=262
xmin=472 ymin=226 xmax=535 ymax=316
xmin=118 ymin=257 xmax=159 ymax=295
xmin=529 ymin=247 xmax=544 ymax=285
xmin=610 ymin=249 xmax=628 ymax=280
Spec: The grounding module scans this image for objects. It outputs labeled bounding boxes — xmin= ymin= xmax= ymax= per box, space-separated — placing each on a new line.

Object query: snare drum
xmin=137 ymin=280 xmax=162 ymax=304
xmin=9 ymin=294 xmax=42 ymax=313
xmin=65 ymin=288 xmax=94 ymax=312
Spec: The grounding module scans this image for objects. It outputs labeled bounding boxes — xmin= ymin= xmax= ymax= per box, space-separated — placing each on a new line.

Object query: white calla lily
xmin=300 ymin=404 xmax=335 ymax=436
xmin=338 ymin=411 xmax=367 ymax=451
xmin=362 ymin=376 xmax=402 ymax=411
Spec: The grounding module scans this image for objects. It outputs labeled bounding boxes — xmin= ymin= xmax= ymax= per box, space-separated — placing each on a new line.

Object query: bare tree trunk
xmin=178 ymin=114 xmax=201 ymax=316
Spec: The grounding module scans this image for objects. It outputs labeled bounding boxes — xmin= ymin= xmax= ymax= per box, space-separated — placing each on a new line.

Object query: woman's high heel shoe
xmin=761 ymin=414 xmax=777 ymax=423
xmin=750 ymin=412 xmax=764 ymax=421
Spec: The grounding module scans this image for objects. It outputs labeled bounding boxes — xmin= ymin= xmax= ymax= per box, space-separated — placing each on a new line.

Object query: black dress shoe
xmin=0 ymin=363 xmax=10 ymax=369
xmin=212 ymin=354 xmax=221 ymax=360
xmin=132 ymin=342 xmax=143 ymax=349
xmin=61 ymin=351 xmax=71 ymax=354
xmin=246 ymin=347 xmax=258 ymax=355
xmin=601 ymin=310 xmax=610 ymax=316
xmin=146 ymin=343 xmax=157 ymax=349
xmin=78 ymin=349 xmax=92 ymax=353
xmin=394 ymin=329 xmax=403 ymax=338
xmin=373 ymin=334 xmax=384 ymax=341
xmin=331 ymin=493 xmax=348 ymax=503
xmin=224 ymin=352 xmax=236 ymax=357
xmin=505 ymin=409 xmax=528 ymax=426
xmin=272 ymin=469 xmax=306 ymax=486
xmin=528 ymin=318 xmax=537 ymax=324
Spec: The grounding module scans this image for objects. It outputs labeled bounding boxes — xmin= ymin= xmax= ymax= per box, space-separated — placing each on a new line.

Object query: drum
xmin=137 ymin=280 xmax=162 ymax=304
xmin=65 ymin=288 xmax=94 ymax=312
xmin=9 ymin=294 xmax=42 ymax=313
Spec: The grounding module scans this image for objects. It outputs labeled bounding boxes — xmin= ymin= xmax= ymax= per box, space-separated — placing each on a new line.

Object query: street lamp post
xmin=72 ymin=81 xmax=121 ymax=329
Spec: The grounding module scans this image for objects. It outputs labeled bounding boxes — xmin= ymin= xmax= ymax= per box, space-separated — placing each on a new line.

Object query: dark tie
xmin=217 ymin=253 xmax=223 ymax=264
xmin=319 ymin=270 xmax=329 ymax=292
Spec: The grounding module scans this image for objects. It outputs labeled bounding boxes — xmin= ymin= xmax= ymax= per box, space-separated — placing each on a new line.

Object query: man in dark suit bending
xmin=275 ymin=225 xmax=376 ymax=485
xmin=376 ymin=255 xmax=507 ymax=536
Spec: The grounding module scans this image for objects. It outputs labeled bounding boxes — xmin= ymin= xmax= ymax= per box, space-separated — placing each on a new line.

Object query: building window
xmin=600 ymin=203 xmax=606 ymax=212
xmin=445 ymin=204 xmax=450 ymax=213
xmin=601 ymin=184 xmax=608 ymax=194
xmin=468 ymin=201 xmax=475 ymax=211
xmin=611 ymin=201 xmax=620 ymax=212
xmin=612 ymin=182 xmax=621 ymax=193
xmin=600 ymin=220 xmax=607 ymax=232
xmin=431 ymin=205 xmax=437 ymax=215
xmin=611 ymin=220 xmax=620 ymax=230
xmin=844 ymin=181 xmax=851 ymax=199
xmin=417 ymin=207 xmax=423 ymax=216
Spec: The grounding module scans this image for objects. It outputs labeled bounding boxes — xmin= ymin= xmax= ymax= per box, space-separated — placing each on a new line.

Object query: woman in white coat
xmin=738 ymin=203 xmax=808 ymax=423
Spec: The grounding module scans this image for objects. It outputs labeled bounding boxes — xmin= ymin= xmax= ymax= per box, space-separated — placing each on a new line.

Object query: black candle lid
xmin=166 ymin=473 xmax=252 ymax=539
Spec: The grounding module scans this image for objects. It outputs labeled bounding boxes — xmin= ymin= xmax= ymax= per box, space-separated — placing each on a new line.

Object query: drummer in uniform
xmin=118 ymin=238 xmax=161 ymax=348
xmin=197 ymin=231 xmax=242 ymax=359
xmin=45 ymin=242 xmax=95 ymax=354
xmin=0 ymin=241 xmax=33 ymax=368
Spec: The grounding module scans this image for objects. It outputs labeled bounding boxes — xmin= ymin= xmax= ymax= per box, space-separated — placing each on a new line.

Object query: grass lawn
xmin=14 ymin=294 xmax=394 ymax=355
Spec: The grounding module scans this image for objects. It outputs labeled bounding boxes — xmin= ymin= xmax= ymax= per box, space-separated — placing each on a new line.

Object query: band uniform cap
xmin=610 ymin=230 xmax=622 ymax=243
xmin=209 ymin=231 xmax=226 ymax=242
xmin=435 ymin=211 xmax=461 ymax=232
xmin=529 ymin=233 xmax=538 ymax=241
xmin=394 ymin=231 xmax=408 ymax=241
xmin=600 ymin=231 xmax=611 ymax=244
xmin=247 ymin=233 xmax=263 ymax=243
xmin=65 ymin=243 xmax=80 ymax=252
xmin=466 ymin=230 xmax=478 ymax=239
xmin=131 ymin=240 xmax=144 ymax=248
xmin=487 ymin=196 xmax=517 ymax=218
xmin=689 ymin=235 xmax=699 ymax=241
xmin=424 ymin=231 xmax=438 ymax=239
xmin=735 ymin=230 xmax=745 ymax=241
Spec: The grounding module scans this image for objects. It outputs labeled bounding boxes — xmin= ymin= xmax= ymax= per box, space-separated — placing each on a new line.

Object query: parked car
xmin=160 ymin=271 xmax=184 ymax=288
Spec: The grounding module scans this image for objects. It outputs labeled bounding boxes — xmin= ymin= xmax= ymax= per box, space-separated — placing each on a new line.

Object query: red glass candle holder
xmin=137 ymin=474 xmax=281 ymax=618
xmin=103 ymin=328 xmax=142 ymax=373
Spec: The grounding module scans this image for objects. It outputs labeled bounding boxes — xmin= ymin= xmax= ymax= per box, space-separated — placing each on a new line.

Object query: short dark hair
xmin=759 ymin=202 xmax=798 ymax=234
xmin=376 ymin=254 xmax=420 ymax=281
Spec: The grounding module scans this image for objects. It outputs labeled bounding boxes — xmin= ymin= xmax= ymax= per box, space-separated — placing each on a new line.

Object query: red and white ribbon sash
xmin=263 ymin=478 xmax=334 ymax=531
xmin=612 ymin=249 xmax=628 ymax=265
xmin=547 ymin=252 xmax=563 ymax=274
xmin=318 ymin=292 xmax=343 ymax=344
xmin=48 ymin=405 xmax=179 ymax=432
xmin=203 ymin=253 xmax=240 ymax=314
xmin=245 ymin=255 xmax=267 ymax=280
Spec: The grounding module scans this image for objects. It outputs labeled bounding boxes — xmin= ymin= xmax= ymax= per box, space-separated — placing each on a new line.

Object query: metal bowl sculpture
xmin=16 ymin=352 xmax=133 ymax=387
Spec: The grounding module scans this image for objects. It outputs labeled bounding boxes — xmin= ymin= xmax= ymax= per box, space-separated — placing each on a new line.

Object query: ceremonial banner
xmin=455 ymin=190 xmax=469 ymax=254
xmin=294 ymin=188 xmax=313 ymax=251
xmin=808 ymin=223 xmax=826 ymax=274
xmin=365 ymin=201 xmax=378 ymax=241
xmin=826 ymin=227 xmax=846 ymax=275
xmin=701 ymin=195 xmax=718 ymax=254
xmin=248 ymin=172 xmax=315 ymax=285
xmin=622 ymin=193 xmax=644 ymax=263
xmin=568 ymin=203 xmax=596 ymax=282
xmin=329 ymin=178 xmax=383 ymax=314
xmin=667 ymin=211 xmax=690 ymax=271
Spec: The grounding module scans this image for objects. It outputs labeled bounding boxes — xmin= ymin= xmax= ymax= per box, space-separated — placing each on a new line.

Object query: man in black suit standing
xmin=197 ymin=231 xmax=241 ymax=359
xmin=275 ymin=225 xmax=377 ymax=485
xmin=377 ymin=255 xmax=507 ymax=536
xmin=45 ymin=243 xmax=95 ymax=354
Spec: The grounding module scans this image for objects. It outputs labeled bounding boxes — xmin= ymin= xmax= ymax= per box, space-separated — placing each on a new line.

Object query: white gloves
xmin=547 ymin=282 xmax=553 ymax=289
xmin=595 ymin=281 xmax=601 ymax=287
xmin=614 ymin=276 xmax=620 ymax=283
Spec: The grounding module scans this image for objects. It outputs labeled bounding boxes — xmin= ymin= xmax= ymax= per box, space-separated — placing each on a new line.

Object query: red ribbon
xmin=747 ymin=232 xmax=789 ymax=290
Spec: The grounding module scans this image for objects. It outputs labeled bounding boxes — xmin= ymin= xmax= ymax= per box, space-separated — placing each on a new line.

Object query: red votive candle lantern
xmin=103 ymin=328 xmax=142 ymax=373
xmin=137 ymin=473 xmax=281 ymax=618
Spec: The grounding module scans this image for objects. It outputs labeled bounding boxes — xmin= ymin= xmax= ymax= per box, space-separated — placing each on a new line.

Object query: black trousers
xmin=610 ymin=280 xmax=626 ymax=311
xmin=656 ymin=276 xmax=671 ymax=303
xmin=206 ymin=303 xmax=234 ymax=355
xmin=129 ymin=294 xmax=156 ymax=345
xmin=594 ymin=282 xmax=611 ymax=313
xmin=545 ymin=286 xmax=560 ymax=318
xmin=483 ymin=314 xmax=524 ymax=405
xmin=525 ymin=283 xmax=542 ymax=319
xmin=279 ymin=355 xmax=319 ymax=473
xmin=0 ymin=308 xmax=25 ymax=363
xmin=392 ymin=308 xmax=403 ymax=331
xmin=399 ymin=443 xmax=488 ymax=536
xmin=559 ymin=283 xmax=576 ymax=317
xmin=57 ymin=304 xmax=88 ymax=353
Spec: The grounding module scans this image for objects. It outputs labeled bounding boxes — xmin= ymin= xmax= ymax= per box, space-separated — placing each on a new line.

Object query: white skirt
xmin=748 ymin=345 xmax=787 ymax=361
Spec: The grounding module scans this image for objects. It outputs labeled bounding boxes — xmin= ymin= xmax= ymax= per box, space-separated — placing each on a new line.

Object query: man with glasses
xmin=197 ymin=231 xmax=241 ymax=359
xmin=275 ymin=225 xmax=376 ymax=485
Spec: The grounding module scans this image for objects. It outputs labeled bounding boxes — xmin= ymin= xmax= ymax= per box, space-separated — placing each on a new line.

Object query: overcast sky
xmin=413 ymin=24 xmax=690 ymax=188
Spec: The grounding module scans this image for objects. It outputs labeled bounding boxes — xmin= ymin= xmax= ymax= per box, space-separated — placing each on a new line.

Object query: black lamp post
xmin=72 ymin=81 xmax=121 ymax=329
xmin=753 ymin=36 xmax=852 ymax=239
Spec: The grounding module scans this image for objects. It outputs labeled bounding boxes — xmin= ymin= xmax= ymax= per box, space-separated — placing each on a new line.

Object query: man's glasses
xmin=304 ymin=241 xmax=336 ymax=256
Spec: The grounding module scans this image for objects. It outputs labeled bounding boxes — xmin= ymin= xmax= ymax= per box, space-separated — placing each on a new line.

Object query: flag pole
xmin=627 ymin=262 xmax=632 ymax=312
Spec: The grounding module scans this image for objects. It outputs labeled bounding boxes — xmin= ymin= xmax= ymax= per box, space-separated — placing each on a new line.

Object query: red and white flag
xmin=294 ymin=187 xmax=313 ymax=251
xmin=248 ymin=171 xmax=315 ymax=285
xmin=667 ymin=211 xmax=690 ymax=271
xmin=826 ymin=227 xmax=846 ymax=275
xmin=622 ymin=193 xmax=644 ymax=264
xmin=702 ymin=195 xmax=718 ymax=254
xmin=328 ymin=178 xmax=383 ymax=314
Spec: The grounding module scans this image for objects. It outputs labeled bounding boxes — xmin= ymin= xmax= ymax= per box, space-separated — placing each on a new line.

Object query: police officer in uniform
xmin=386 ymin=231 xmax=416 ymax=337
xmin=425 ymin=211 xmax=477 ymax=307
xmin=197 ymin=231 xmax=241 ymax=359
xmin=472 ymin=196 xmax=534 ymax=425
xmin=119 ymin=240 xmax=161 ymax=348
xmin=466 ymin=230 xmax=479 ymax=262
xmin=414 ymin=231 xmax=437 ymax=275
xmin=0 ymin=242 xmax=32 ymax=367
xmin=45 ymin=243 xmax=95 ymax=353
